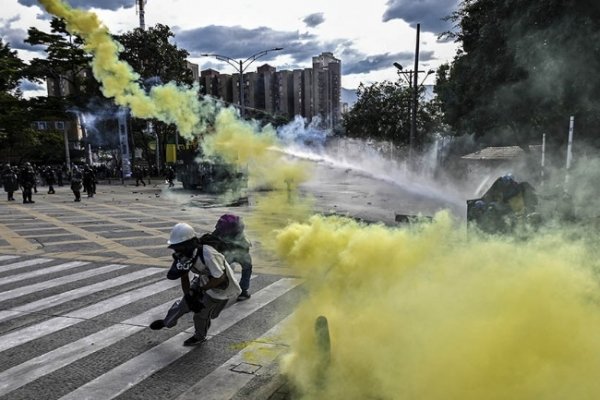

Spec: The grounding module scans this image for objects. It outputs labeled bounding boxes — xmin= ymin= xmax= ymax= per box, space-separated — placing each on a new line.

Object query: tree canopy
xmin=115 ymin=24 xmax=196 ymax=168
xmin=435 ymin=0 xmax=600 ymax=147
xmin=343 ymin=78 xmax=444 ymax=147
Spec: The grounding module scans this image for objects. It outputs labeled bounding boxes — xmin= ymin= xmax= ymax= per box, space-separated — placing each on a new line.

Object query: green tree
xmin=25 ymin=17 xmax=101 ymax=107
xmin=343 ymin=79 xmax=443 ymax=147
xmin=0 ymin=39 xmax=36 ymax=162
xmin=436 ymin=0 xmax=600 ymax=146
xmin=115 ymin=24 xmax=195 ymax=170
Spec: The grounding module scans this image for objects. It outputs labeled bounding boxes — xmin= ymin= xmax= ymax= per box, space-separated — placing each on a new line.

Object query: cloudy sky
xmin=2 ymin=0 xmax=461 ymax=97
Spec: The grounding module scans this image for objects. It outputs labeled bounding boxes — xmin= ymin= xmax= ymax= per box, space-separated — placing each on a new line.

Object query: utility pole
xmin=410 ymin=23 xmax=420 ymax=164
xmin=393 ymin=24 xmax=433 ymax=166
xmin=136 ymin=0 xmax=146 ymax=30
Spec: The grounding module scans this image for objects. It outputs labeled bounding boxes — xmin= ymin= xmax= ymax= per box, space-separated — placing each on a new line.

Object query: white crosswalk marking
xmin=0 ymin=261 xmax=89 ymax=286
xmin=176 ymin=314 xmax=294 ymax=400
xmin=0 ymin=257 xmax=53 ymax=272
xmin=58 ymin=278 xmax=301 ymax=400
xmin=0 ymin=263 xmax=125 ymax=302
xmin=0 ymin=256 xmax=301 ymax=400
xmin=0 ymin=279 xmax=178 ymax=352
xmin=0 ymin=267 xmax=163 ymax=323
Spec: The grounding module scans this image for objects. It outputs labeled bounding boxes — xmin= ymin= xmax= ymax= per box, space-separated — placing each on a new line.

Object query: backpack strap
xmin=197 ymin=244 xmax=205 ymax=265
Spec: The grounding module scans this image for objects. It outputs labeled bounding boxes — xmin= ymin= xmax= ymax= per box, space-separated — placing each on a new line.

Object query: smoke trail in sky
xmin=38 ymin=0 xmax=210 ymax=136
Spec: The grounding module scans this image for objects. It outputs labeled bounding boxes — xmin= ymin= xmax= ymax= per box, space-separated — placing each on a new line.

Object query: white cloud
xmin=7 ymin=0 xmax=460 ymax=89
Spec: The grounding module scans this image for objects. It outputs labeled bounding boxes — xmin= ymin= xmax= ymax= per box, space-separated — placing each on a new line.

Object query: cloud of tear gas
xmin=37 ymin=0 xmax=212 ymax=136
xmin=275 ymin=212 xmax=600 ymax=399
xmin=201 ymin=108 xmax=314 ymax=244
xmin=203 ymin=108 xmax=311 ymax=192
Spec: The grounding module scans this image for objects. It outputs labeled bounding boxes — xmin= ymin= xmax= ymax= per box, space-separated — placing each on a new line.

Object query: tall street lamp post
xmin=200 ymin=47 xmax=284 ymax=117
xmin=393 ymin=63 xmax=434 ymax=153
xmin=392 ymin=24 xmax=434 ymax=164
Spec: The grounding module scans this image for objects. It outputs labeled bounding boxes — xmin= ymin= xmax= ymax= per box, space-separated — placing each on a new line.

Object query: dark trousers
xmin=163 ymin=292 xmax=228 ymax=339
xmin=22 ymin=187 xmax=32 ymax=203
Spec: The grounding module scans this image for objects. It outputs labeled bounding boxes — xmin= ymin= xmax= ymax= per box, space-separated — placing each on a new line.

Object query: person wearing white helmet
xmin=150 ymin=222 xmax=241 ymax=346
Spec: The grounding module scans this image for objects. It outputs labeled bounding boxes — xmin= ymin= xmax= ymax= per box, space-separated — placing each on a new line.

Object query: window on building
xmin=55 ymin=121 xmax=65 ymax=130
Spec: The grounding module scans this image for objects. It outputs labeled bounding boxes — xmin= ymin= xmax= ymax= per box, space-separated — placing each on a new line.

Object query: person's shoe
xmin=149 ymin=319 xmax=165 ymax=330
xmin=237 ymin=291 xmax=251 ymax=301
xmin=74 ymin=198 xmax=81 ymax=202
xmin=183 ymin=335 xmax=206 ymax=347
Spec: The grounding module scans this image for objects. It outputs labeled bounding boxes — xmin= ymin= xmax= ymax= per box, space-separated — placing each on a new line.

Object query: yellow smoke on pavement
xmin=276 ymin=213 xmax=600 ymax=399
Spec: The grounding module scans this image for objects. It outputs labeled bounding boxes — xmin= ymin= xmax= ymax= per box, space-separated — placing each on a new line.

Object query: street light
xmin=393 ymin=62 xmax=434 ymax=162
xmin=200 ymin=47 xmax=284 ymax=117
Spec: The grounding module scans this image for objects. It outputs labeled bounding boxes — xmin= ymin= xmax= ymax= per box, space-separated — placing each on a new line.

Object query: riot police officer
xmin=19 ymin=162 xmax=36 ymax=204
xmin=2 ymin=164 xmax=18 ymax=201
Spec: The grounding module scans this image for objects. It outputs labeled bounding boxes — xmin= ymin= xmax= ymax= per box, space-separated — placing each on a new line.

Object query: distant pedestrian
xmin=57 ymin=166 xmax=64 ymax=186
xmin=2 ymin=164 xmax=18 ymax=201
xmin=134 ymin=166 xmax=146 ymax=187
xmin=150 ymin=223 xmax=241 ymax=346
xmin=44 ymin=166 xmax=56 ymax=194
xmin=19 ymin=162 xmax=36 ymax=204
xmin=71 ymin=166 xmax=82 ymax=202
xmin=83 ymin=165 xmax=96 ymax=197
xmin=166 ymin=165 xmax=175 ymax=188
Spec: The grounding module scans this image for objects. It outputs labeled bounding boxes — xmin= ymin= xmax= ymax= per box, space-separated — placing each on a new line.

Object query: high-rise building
xmin=198 ymin=52 xmax=341 ymax=128
xmin=257 ymin=64 xmax=276 ymax=114
xmin=312 ymin=52 xmax=341 ymax=130
xmin=186 ymin=61 xmax=200 ymax=82
xmin=199 ymin=69 xmax=220 ymax=97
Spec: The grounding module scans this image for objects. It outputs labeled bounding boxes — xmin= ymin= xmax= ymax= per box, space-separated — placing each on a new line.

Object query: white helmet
xmin=167 ymin=223 xmax=197 ymax=246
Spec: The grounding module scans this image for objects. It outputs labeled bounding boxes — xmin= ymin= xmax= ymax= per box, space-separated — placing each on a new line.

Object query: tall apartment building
xmin=186 ymin=61 xmax=199 ymax=82
xmin=256 ymin=64 xmax=276 ymax=114
xmin=198 ymin=52 xmax=341 ymax=129
xmin=312 ymin=52 xmax=342 ymax=129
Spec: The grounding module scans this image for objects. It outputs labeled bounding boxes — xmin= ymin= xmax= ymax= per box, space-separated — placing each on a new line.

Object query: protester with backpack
xmin=212 ymin=214 xmax=253 ymax=301
xmin=150 ymin=222 xmax=241 ymax=346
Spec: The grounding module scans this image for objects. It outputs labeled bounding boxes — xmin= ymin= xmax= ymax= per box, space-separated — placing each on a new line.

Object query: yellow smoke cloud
xmin=276 ymin=213 xmax=600 ymax=399
xmin=203 ymin=108 xmax=313 ymax=248
xmin=38 ymin=0 xmax=205 ymax=136
xmin=204 ymin=108 xmax=311 ymax=191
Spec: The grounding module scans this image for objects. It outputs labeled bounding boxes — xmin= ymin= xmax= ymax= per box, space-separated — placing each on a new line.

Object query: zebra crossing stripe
xmin=0 ymin=286 xmax=182 ymax=395
xmin=0 ymin=255 xmax=20 ymax=262
xmin=0 ymin=258 xmax=54 ymax=272
xmin=0 ymin=324 xmax=143 ymax=396
xmin=0 ymin=267 xmax=163 ymax=324
xmin=189 ymin=278 xmax=302 ymax=335
xmin=0 ymin=279 xmax=179 ymax=353
xmin=0 ymin=261 xmax=90 ymax=286
xmin=176 ymin=314 xmax=294 ymax=400
xmin=57 ymin=278 xmax=302 ymax=400
xmin=0 ymin=263 xmax=126 ymax=303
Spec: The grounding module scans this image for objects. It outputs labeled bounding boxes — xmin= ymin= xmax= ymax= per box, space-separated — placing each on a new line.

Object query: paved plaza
xmin=0 ymin=180 xmax=299 ymax=400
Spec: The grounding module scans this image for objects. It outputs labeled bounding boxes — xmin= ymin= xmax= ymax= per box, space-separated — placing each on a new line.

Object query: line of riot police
xmin=1 ymin=162 xmax=98 ymax=203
